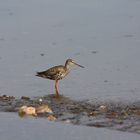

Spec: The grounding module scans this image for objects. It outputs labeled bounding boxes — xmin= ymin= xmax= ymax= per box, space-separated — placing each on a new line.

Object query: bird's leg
xmin=55 ymin=80 xmax=59 ymax=97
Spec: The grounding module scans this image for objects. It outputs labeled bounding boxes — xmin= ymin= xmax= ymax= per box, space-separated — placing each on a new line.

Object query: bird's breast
xmin=56 ymin=71 xmax=69 ymax=80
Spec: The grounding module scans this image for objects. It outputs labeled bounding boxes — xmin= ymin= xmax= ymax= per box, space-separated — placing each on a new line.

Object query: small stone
xmin=99 ymin=105 xmax=107 ymax=112
xmin=40 ymin=53 xmax=44 ymax=56
xmin=21 ymin=96 xmax=30 ymax=100
xmin=65 ymin=120 xmax=71 ymax=123
xmin=89 ymin=111 xmax=98 ymax=116
xmin=39 ymin=98 xmax=43 ymax=102
xmin=47 ymin=115 xmax=56 ymax=121
xmin=36 ymin=105 xmax=53 ymax=114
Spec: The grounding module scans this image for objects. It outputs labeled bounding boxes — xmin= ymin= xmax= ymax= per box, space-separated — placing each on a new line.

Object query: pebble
xmin=47 ymin=115 xmax=56 ymax=121
xmin=36 ymin=105 xmax=53 ymax=114
xmin=21 ymin=96 xmax=30 ymax=100
xmin=99 ymin=105 xmax=108 ymax=112
xmin=39 ymin=98 xmax=43 ymax=102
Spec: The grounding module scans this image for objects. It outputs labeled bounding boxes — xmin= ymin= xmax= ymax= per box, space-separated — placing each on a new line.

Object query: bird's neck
xmin=65 ymin=63 xmax=71 ymax=71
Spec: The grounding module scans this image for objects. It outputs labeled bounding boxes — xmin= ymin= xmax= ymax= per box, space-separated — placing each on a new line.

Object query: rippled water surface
xmin=0 ymin=0 xmax=140 ymax=139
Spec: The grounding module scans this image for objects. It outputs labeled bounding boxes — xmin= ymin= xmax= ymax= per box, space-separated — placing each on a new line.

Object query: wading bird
xmin=36 ymin=59 xmax=84 ymax=97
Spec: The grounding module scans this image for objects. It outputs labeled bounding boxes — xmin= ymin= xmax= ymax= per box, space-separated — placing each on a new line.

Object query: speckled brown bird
xmin=36 ymin=59 xmax=84 ymax=97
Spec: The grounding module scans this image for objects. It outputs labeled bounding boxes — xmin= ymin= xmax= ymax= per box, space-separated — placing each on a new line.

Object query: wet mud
xmin=0 ymin=95 xmax=140 ymax=134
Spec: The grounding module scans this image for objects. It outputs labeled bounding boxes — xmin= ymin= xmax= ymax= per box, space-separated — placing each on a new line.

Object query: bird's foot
xmin=55 ymin=91 xmax=59 ymax=98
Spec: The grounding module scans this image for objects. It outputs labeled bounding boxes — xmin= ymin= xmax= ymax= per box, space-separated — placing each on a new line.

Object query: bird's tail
xmin=36 ymin=71 xmax=47 ymax=78
xmin=36 ymin=72 xmax=42 ymax=77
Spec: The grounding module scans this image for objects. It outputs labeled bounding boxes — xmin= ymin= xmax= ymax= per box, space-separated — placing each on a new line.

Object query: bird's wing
xmin=36 ymin=65 xmax=65 ymax=80
xmin=46 ymin=65 xmax=65 ymax=79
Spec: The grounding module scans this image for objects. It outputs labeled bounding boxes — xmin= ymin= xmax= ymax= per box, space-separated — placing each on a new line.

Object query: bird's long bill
xmin=73 ymin=62 xmax=84 ymax=68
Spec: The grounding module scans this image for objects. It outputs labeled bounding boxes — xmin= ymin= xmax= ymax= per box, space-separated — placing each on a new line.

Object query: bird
xmin=36 ymin=59 xmax=84 ymax=97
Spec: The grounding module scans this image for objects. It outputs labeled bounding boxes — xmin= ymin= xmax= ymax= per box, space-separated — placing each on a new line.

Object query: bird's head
xmin=65 ymin=59 xmax=84 ymax=69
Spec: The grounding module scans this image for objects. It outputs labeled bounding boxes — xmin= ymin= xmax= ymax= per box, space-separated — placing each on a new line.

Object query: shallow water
xmin=1 ymin=112 xmax=140 ymax=140
xmin=0 ymin=0 xmax=140 ymax=139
